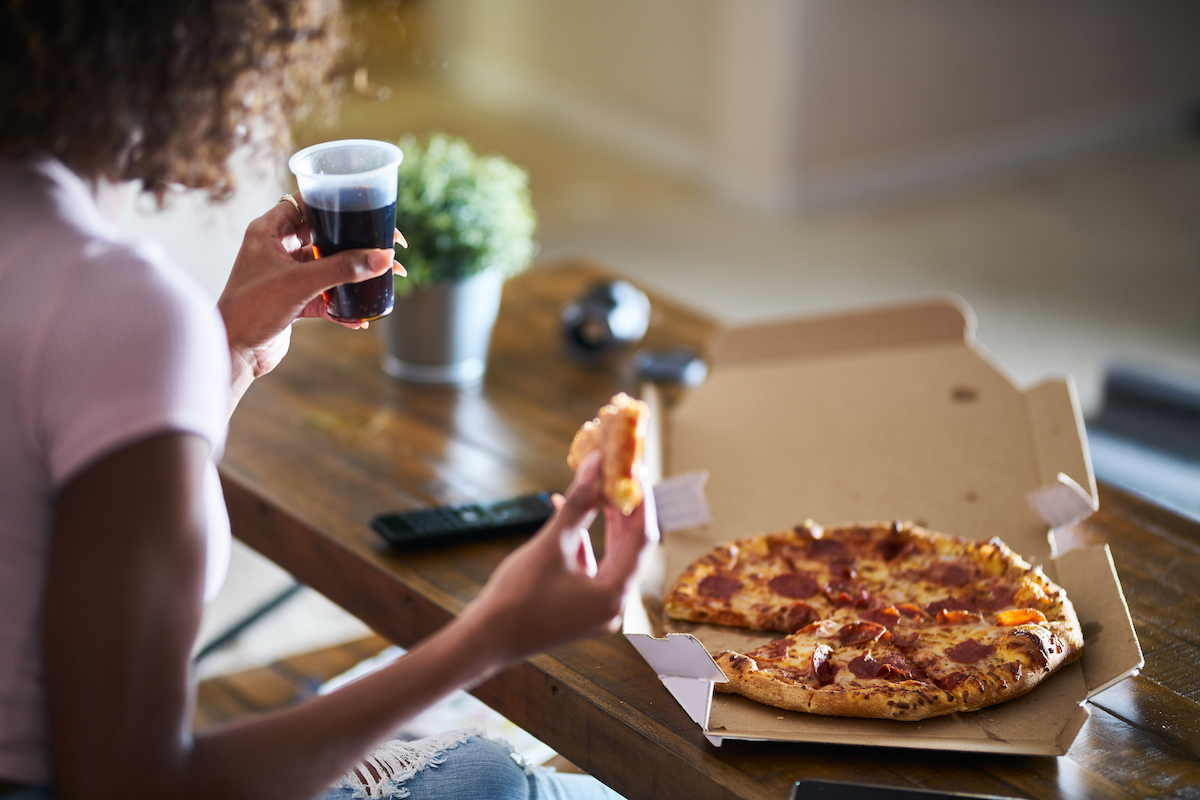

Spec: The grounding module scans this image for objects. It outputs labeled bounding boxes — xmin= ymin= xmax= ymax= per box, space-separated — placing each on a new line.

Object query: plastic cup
xmin=288 ymin=139 xmax=403 ymax=323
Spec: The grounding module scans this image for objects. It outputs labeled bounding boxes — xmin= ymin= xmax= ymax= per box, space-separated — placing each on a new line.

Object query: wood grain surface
xmin=221 ymin=259 xmax=1200 ymax=800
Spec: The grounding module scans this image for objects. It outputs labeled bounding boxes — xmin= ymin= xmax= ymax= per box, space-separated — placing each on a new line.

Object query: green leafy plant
xmin=392 ymin=133 xmax=537 ymax=296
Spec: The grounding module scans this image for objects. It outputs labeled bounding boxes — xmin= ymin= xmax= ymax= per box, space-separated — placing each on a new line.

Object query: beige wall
xmin=522 ymin=0 xmax=713 ymax=138
xmin=430 ymin=0 xmax=1200 ymax=211
xmin=790 ymin=0 xmax=1200 ymax=205
xmin=432 ymin=0 xmax=716 ymax=175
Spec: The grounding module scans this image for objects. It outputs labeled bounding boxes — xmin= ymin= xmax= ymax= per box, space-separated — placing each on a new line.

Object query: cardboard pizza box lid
xmin=626 ymin=295 xmax=1143 ymax=755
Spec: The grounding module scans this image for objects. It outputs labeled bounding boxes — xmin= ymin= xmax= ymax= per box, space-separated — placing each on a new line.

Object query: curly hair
xmin=0 ymin=0 xmax=343 ymax=201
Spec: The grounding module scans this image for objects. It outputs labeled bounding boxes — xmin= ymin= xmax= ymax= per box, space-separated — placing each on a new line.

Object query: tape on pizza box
xmin=653 ymin=471 xmax=713 ymax=533
xmin=1028 ymin=473 xmax=1096 ymax=535
xmin=1022 ymin=378 xmax=1097 ymax=520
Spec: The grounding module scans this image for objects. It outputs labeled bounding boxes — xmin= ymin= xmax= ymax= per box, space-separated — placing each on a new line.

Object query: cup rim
xmin=288 ymin=139 xmax=403 ymax=180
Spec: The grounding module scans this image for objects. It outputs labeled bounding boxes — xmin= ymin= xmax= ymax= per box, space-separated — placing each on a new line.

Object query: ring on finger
xmin=279 ymin=194 xmax=305 ymax=224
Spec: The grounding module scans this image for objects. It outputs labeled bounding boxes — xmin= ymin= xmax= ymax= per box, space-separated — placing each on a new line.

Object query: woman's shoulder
xmin=76 ymin=235 xmax=219 ymax=330
xmin=15 ymin=224 xmax=228 ymax=386
xmin=1 ymin=159 xmax=219 ymax=330
xmin=1 ymin=166 xmax=231 ymax=491
xmin=23 ymin=230 xmax=231 ymax=476
xmin=0 ymin=158 xmax=111 ymax=248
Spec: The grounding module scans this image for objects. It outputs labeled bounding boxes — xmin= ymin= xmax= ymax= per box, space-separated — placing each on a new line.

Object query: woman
xmin=0 ymin=2 xmax=655 ymax=798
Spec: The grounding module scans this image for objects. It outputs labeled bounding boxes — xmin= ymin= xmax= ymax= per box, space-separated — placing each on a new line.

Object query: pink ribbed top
xmin=0 ymin=160 xmax=232 ymax=786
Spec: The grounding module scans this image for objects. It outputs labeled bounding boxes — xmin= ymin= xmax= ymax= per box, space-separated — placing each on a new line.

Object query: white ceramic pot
xmin=378 ymin=268 xmax=504 ymax=387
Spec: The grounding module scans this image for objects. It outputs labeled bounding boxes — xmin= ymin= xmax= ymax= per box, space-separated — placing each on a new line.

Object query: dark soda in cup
xmin=288 ymin=140 xmax=404 ymax=324
xmin=306 ymin=196 xmax=396 ymax=322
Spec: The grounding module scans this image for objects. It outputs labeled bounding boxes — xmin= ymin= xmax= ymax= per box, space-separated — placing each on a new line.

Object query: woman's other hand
xmin=460 ymin=452 xmax=659 ymax=664
xmin=217 ymin=192 xmax=406 ymax=405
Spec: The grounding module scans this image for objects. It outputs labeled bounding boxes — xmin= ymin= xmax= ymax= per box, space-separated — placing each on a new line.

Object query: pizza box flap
xmin=1052 ymin=545 xmax=1144 ymax=697
xmin=628 ymin=296 xmax=1141 ymax=754
xmin=706 ymin=295 xmax=974 ymax=370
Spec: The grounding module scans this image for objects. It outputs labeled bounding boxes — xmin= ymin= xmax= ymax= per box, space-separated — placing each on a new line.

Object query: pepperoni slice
xmin=808 ymin=538 xmax=850 ymax=561
xmin=848 ymin=651 xmax=915 ymax=681
xmin=936 ymin=609 xmax=984 ymax=625
xmin=946 ymin=639 xmax=995 ymax=664
xmin=876 ymin=526 xmax=915 ymax=561
xmin=698 ymin=574 xmax=743 ymax=601
xmin=824 ymin=579 xmax=871 ymax=608
xmin=926 ymin=596 xmax=977 ymax=615
xmin=924 ymin=561 xmax=972 ymax=586
xmin=838 ymin=621 xmax=890 ymax=646
xmin=811 ymin=644 xmax=836 ymax=685
xmin=829 ymin=560 xmax=858 ymax=580
xmin=760 ymin=602 xmax=816 ymax=632
xmin=935 ymin=671 xmax=969 ymax=690
xmin=768 ymin=572 xmax=820 ymax=599
xmin=996 ymin=608 xmax=1047 ymax=626
xmin=754 ymin=639 xmax=793 ymax=661
xmin=797 ymin=619 xmax=840 ymax=638
xmin=861 ymin=605 xmax=901 ymax=628
xmin=974 ymin=584 xmax=1016 ymax=611
xmin=849 ymin=652 xmax=880 ymax=680
xmin=878 ymin=651 xmax=926 ymax=681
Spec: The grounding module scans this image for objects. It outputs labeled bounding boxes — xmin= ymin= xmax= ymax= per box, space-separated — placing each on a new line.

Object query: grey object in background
xmin=1086 ymin=361 xmax=1200 ymax=522
xmin=560 ymin=280 xmax=651 ymax=362
xmin=633 ymin=346 xmax=708 ymax=387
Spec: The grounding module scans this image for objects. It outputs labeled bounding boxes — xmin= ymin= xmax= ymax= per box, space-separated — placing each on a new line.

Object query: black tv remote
xmin=371 ymin=492 xmax=556 ymax=551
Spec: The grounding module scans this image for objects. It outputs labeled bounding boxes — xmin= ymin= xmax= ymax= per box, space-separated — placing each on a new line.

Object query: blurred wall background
xmin=426 ymin=0 xmax=1200 ymax=211
xmin=119 ymin=0 xmax=1200 ymax=297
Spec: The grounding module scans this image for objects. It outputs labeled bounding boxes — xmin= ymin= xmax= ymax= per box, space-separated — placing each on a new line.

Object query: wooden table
xmin=220 ymin=260 xmax=1200 ymax=800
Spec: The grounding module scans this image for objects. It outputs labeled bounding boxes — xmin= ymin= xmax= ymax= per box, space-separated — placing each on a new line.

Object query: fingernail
xmin=393 ymin=260 xmax=407 ymax=277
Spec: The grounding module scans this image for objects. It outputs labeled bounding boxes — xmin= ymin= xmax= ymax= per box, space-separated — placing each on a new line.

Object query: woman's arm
xmin=216 ymin=195 xmax=405 ymax=410
xmin=44 ymin=434 xmax=651 ymax=800
xmin=43 ymin=433 xmax=213 ymax=799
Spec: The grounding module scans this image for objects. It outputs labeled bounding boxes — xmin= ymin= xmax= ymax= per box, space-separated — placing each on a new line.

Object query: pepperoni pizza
xmin=664 ymin=520 xmax=1084 ymax=720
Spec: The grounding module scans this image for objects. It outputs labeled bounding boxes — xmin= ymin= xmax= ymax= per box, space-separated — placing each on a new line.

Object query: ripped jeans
xmin=0 ymin=732 xmax=626 ymax=800
xmin=320 ymin=731 xmax=628 ymax=800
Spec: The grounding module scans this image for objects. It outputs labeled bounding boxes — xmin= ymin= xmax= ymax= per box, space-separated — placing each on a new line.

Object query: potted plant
xmin=378 ymin=132 xmax=537 ymax=386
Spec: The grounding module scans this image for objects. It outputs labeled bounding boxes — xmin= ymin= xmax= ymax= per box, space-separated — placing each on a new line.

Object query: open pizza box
xmin=623 ymin=295 xmax=1143 ymax=755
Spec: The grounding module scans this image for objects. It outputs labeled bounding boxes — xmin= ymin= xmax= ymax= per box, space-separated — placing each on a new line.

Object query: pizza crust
xmin=567 ymin=393 xmax=649 ymax=515
xmin=713 ymin=649 xmax=962 ymax=720
xmin=663 ymin=542 xmax=747 ymax=626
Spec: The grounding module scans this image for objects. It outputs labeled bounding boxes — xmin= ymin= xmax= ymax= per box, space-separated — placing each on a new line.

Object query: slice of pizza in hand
xmin=567 ymin=392 xmax=650 ymax=515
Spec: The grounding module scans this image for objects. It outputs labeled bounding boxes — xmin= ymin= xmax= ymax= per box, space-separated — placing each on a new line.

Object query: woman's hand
xmin=459 ymin=452 xmax=659 ymax=665
xmin=217 ymin=193 xmax=406 ymax=406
